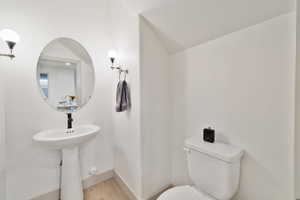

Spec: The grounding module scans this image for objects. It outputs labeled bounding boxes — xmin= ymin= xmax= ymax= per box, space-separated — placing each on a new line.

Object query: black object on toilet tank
xmin=203 ymin=127 xmax=215 ymax=143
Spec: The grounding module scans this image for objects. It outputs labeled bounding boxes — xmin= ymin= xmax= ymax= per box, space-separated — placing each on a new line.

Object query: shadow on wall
xmin=234 ymin=152 xmax=283 ymax=200
xmin=170 ymin=52 xmax=189 ymax=185
xmin=114 ymin=146 xmax=137 ymax=193
xmin=0 ymin=171 xmax=5 ymax=200
xmin=139 ymin=16 xmax=185 ymax=54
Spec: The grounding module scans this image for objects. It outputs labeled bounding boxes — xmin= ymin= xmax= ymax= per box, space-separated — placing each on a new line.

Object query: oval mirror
xmin=37 ymin=38 xmax=95 ymax=112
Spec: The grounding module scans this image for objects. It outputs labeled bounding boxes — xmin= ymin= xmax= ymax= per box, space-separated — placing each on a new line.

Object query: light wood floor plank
xmin=84 ymin=178 xmax=130 ymax=200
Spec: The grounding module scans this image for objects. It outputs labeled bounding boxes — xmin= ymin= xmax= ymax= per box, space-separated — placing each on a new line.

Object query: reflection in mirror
xmin=39 ymin=73 xmax=49 ymax=98
xmin=37 ymin=38 xmax=95 ymax=112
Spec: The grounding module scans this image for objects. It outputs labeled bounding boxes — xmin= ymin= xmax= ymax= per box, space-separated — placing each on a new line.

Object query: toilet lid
xmin=158 ymin=186 xmax=215 ymax=200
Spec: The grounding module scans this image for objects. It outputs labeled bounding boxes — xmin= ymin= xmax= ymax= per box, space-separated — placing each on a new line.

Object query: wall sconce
xmin=108 ymin=50 xmax=128 ymax=74
xmin=0 ymin=29 xmax=20 ymax=59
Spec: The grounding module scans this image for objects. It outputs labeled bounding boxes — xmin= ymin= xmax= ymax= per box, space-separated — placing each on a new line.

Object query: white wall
xmin=139 ymin=17 xmax=171 ymax=199
xmin=170 ymin=13 xmax=295 ymax=200
xmin=0 ymin=48 xmax=7 ymax=200
xmin=109 ymin=3 xmax=172 ymax=199
xmin=109 ymin=0 xmax=142 ymax=198
xmin=0 ymin=0 xmax=114 ymax=199
xmin=295 ymin=1 xmax=300 ymax=197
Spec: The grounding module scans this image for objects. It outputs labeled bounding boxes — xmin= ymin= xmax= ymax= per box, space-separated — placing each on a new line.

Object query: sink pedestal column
xmin=61 ymin=146 xmax=83 ymax=200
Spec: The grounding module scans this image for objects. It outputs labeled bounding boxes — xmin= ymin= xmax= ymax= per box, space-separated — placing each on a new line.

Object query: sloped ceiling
xmin=122 ymin=0 xmax=295 ymax=53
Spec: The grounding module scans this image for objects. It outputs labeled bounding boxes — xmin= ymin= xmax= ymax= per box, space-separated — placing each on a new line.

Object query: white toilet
xmin=158 ymin=134 xmax=244 ymax=200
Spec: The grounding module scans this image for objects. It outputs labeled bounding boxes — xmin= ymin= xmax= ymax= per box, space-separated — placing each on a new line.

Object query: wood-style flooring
xmin=84 ymin=178 xmax=130 ymax=200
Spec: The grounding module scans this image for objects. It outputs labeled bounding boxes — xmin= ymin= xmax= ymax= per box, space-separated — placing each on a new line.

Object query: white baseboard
xmin=113 ymin=171 xmax=172 ymax=200
xmin=30 ymin=169 xmax=171 ymax=200
xmin=83 ymin=169 xmax=114 ymax=189
xmin=30 ymin=190 xmax=59 ymax=200
xmin=30 ymin=169 xmax=114 ymax=200
xmin=113 ymin=171 xmax=138 ymax=200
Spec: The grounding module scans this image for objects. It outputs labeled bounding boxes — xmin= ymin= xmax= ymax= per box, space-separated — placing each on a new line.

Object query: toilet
xmin=158 ymin=134 xmax=244 ymax=200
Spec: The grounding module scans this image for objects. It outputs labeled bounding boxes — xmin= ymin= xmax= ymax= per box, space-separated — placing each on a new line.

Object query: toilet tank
xmin=184 ymin=135 xmax=243 ymax=200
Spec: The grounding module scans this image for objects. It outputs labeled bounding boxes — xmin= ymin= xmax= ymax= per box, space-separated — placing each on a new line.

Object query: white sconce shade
xmin=0 ymin=29 xmax=20 ymax=43
xmin=108 ymin=50 xmax=117 ymax=59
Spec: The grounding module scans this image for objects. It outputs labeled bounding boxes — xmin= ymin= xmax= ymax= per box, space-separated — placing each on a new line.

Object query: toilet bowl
xmin=158 ymin=185 xmax=215 ymax=200
xmin=158 ymin=134 xmax=243 ymax=200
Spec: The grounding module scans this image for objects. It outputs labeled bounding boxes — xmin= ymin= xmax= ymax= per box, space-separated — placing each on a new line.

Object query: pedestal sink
xmin=33 ymin=124 xmax=100 ymax=200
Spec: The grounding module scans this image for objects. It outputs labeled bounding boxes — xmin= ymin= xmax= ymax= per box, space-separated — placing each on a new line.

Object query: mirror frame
xmin=36 ymin=37 xmax=95 ymax=113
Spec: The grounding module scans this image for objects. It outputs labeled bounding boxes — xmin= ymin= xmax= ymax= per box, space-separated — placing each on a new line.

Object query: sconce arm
xmin=0 ymin=53 xmax=15 ymax=59
xmin=111 ymin=65 xmax=128 ymax=74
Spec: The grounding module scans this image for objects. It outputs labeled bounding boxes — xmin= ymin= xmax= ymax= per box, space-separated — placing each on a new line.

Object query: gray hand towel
xmin=116 ymin=80 xmax=131 ymax=112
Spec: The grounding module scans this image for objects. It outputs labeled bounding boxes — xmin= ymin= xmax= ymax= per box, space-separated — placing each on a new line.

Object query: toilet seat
xmin=158 ymin=185 xmax=216 ymax=200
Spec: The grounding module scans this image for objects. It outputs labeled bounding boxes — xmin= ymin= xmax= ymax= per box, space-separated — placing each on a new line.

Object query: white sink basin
xmin=33 ymin=124 xmax=100 ymax=149
xmin=33 ymin=124 xmax=100 ymax=200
